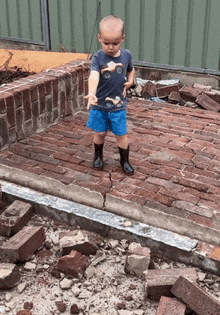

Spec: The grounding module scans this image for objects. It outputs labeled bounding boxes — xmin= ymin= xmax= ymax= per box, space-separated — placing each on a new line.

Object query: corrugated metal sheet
xmin=1 ymin=0 xmax=220 ymax=71
xmin=48 ymin=0 xmax=220 ymax=71
xmin=0 ymin=0 xmax=42 ymax=44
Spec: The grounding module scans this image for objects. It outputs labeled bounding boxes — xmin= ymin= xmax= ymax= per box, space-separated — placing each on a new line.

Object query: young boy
xmin=84 ymin=15 xmax=135 ymax=175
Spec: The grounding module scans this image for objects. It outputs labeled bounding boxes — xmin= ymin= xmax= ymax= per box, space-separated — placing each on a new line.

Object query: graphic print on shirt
xmin=101 ymin=61 xmax=124 ymax=79
xmin=105 ymin=96 xmax=123 ymax=108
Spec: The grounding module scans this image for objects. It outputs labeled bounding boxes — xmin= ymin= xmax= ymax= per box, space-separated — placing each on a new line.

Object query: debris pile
xmin=0 ymin=188 xmax=220 ymax=314
xmin=129 ymin=78 xmax=220 ymax=112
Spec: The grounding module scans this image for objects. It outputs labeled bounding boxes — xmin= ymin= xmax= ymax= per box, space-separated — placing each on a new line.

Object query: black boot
xmin=93 ymin=143 xmax=104 ymax=170
xmin=118 ymin=145 xmax=134 ymax=175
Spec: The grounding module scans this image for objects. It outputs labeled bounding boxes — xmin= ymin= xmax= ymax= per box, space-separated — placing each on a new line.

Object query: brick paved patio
xmin=1 ymin=98 xmax=220 ymax=244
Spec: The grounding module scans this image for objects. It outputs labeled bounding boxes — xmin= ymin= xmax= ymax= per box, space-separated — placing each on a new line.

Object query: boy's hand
xmin=123 ymin=82 xmax=133 ymax=98
xmin=84 ymin=93 xmax=98 ymax=110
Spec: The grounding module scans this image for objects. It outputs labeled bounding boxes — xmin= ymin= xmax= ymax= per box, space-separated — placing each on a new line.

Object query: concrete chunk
xmin=125 ymin=242 xmax=151 ymax=277
xmin=156 ymin=296 xmax=186 ymax=315
xmin=171 ymin=276 xmax=220 ymax=315
xmin=145 ymin=268 xmax=198 ymax=301
xmin=0 ymin=225 xmax=45 ymax=263
xmin=0 ymin=200 xmax=33 ymax=236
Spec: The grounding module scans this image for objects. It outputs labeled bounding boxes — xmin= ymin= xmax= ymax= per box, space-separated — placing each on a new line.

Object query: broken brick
xmin=59 ymin=230 xmax=103 ymax=255
xmin=125 ymin=242 xmax=151 ymax=277
xmin=0 ymin=263 xmax=20 ymax=289
xmin=205 ymin=89 xmax=220 ymax=103
xmin=180 ymin=86 xmax=203 ymax=102
xmin=171 ymin=276 xmax=220 ymax=315
xmin=156 ymin=84 xmax=179 ymax=98
xmin=196 ymin=93 xmax=220 ymax=112
xmin=156 ymin=296 xmax=186 ymax=315
xmin=0 ymin=200 xmax=33 ymax=236
xmin=142 ymin=81 xmax=156 ymax=98
xmin=57 ymin=250 xmax=89 ymax=278
xmin=168 ymin=91 xmax=181 ymax=104
xmin=145 ymin=268 xmax=198 ymax=301
xmin=0 ymin=226 xmax=45 ymax=263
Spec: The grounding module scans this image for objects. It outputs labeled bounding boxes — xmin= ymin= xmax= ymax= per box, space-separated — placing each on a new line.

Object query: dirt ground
xmin=0 ymin=68 xmax=35 ymax=86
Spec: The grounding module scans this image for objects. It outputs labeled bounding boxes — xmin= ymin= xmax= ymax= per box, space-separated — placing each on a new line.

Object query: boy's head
xmin=98 ymin=15 xmax=125 ymax=57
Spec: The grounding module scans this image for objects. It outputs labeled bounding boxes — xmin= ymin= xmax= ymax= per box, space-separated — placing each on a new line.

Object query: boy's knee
xmin=95 ymin=131 xmax=107 ymax=141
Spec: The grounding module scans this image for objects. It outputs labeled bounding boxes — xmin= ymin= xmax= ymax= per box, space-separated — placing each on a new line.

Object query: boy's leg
xmin=115 ymin=134 xmax=134 ymax=175
xmin=87 ymin=109 xmax=108 ymax=170
xmin=109 ymin=110 xmax=134 ymax=175
xmin=93 ymin=131 xmax=107 ymax=170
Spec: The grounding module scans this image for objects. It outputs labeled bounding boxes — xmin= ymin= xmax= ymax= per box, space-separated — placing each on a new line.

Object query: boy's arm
xmin=123 ymin=67 xmax=135 ymax=98
xmin=84 ymin=70 xmax=100 ymax=110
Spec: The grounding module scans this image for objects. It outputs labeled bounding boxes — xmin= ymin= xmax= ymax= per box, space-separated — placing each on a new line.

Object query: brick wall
xmin=0 ymin=60 xmax=90 ymax=149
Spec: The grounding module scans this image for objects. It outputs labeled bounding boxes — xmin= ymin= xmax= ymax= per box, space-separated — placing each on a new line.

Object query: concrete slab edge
xmin=1 ymin=164 xmax=220 ymax=247
xmin=0 ymin=164 xmax=104 ymax=209
xmin=105 ymin=194 xmax=220 ymax=247
xmin=2 ymin=180 xmax=220 ymax=275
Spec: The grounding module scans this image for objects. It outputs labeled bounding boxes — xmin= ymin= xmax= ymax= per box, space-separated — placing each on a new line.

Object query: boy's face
xmin=98 ymin=29 xmax=125 ymax=57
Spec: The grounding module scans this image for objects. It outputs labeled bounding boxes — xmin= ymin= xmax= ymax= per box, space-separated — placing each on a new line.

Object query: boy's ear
xmin=97 ymin=33 xmax=101 ymax=42
xmin=122 ymin=35 xmax=125 ymax=42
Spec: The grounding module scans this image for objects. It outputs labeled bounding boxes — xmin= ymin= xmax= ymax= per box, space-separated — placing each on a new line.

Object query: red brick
xmin=171 ymin=276 xmax=220 ymax=315
xmin=156 ymin=296 xmax=186 ymax=315
xmin=145 ymin=268 xmax=198 ymax=301
xmin=186 ymin=213 xmax=215 ymax=228
xmin=0 ymin=200 xmax=33 ymax=236
xmin=0 ymin=263 xmax=20 ymax=289
xmin=180 ymin=86 xmax=203 ymax=102
xmin=6 ymin=94 xmax=15 ymax=127
xmin=52 ymin=78 xmax=58 ymax=107
xmin=57 ymin=250 xmax=89 ymax=278
xmin=172 ymin=176 xmax=209 ymax=192
xmin=205 ymin=89 xmax=220 ymax=103
xmin=168 ymin=91 xmax=181 ymax=104
xmin=0 ymin=226 xmax=45 ymax=263
xmin=196 ymin=93 xmax=220 ymax=112
xmin=38 ymin=82 xmax=46 ymax=114
xmin=160 ymin=188 xmax=200 ymax=205
xmin=52 ymin=152 xmax=84 ymax=164
xmin=0 ymin=98 xmax=6 ymax=114
xmin=78 ymin=70 xmax=84 ymax=95
xmin=30 ymin=85 xmax=38 ymax=102
xmin=142 ymin=81 xmax=156 ymax=98
xmin=0 ymin=115 xmax=9 ymax=147
xmin=156 ymin=84 xmax=180 ymax=98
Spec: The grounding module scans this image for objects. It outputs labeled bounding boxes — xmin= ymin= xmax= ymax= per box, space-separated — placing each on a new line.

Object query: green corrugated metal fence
xmin=0 ymin=0 xmax=42 ymax=44
xmin=1 ymin=0 xmax=220 ymax=72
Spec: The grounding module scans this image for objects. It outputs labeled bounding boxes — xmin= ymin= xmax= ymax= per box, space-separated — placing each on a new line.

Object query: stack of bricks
xmin=140 ymin=80 xmax=220 ymax=112
xmin=0 ymin=60 xmax=90 ymax=149
xmin=126 ymin=242 xmax=220 ymax=315
xmin=0 ymin=199 xmax=45 ymax=289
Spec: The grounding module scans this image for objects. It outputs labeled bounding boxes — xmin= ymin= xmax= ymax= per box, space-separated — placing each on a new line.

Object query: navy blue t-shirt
xmin=90 ymin=48 xmax=133 ymax=112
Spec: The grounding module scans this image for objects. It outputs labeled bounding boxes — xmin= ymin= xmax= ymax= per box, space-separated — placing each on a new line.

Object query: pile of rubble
xmin=0 ymin=187 xmax=220 ymax=314
xmin=129 ymin=78 xmax=220 ymax=112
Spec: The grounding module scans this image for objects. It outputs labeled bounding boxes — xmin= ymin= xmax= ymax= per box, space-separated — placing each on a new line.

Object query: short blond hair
xmin=99 ymin=15 xmax=124 ymax=36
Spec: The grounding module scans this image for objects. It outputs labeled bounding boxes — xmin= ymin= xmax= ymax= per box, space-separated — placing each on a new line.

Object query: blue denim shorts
xmin=87 ymin=108 xmax=127 ymax=136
